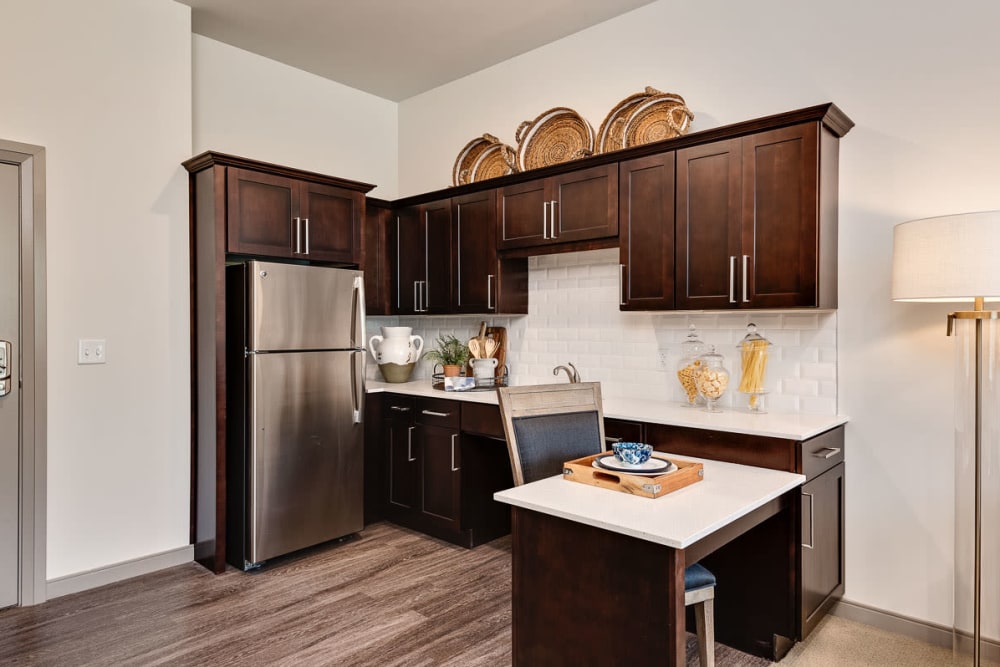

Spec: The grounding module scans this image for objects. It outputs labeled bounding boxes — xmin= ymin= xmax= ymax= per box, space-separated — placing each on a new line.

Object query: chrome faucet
xmin=553 ymin=363 xmax=580 ymax=383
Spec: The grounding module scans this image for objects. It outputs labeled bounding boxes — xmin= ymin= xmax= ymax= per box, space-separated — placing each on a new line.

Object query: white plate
xmin=593 ymin=454 xmax=676 ymax=476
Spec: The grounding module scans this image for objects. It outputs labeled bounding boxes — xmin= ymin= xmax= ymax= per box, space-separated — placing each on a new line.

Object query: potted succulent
xmin=424 ymin=334 xmax=471 ymax=377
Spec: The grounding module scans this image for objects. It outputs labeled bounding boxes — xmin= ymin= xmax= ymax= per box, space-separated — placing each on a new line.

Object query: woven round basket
xmin=452 ymin=133 xmax=502 ymax=186
xmin=622 ymin=93 xmax=694 ymax=147
xmin=515 ymin=107 xmax=595 ymax=172
xmin=469 ymin=141 xmax=517 ymax=183
xmin=595 ymin=86 xmax=661 ymax=154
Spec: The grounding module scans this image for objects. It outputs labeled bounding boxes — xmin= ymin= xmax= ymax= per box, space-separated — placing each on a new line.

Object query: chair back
xmin=497 ymin=382 xmax=607 ymax=485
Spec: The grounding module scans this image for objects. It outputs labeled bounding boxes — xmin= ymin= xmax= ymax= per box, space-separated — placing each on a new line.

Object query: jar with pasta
xmin=737 ymin=323 xmax=771 ymax=413
xmin=695 ymin=346 xmax=729 ymax=413
xmin=675 ymin=325 xmax=707 ymax=407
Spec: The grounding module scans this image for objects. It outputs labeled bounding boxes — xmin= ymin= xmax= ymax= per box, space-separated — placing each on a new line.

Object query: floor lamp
xmin=892 ymin=211 xmax=1000 ymax=666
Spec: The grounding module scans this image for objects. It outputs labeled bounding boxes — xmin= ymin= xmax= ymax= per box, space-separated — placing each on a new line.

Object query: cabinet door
xmin=423 ymin=200 xmax=453 ymax=313
xmin=551 ymin=163 xmax=618 ymax=243
xmin=363 ymin=202 xmax=391 ymax=315
xmin=454 ymin=190 xmax=498 ymax=313
xmin=384 ymin=397 xmax=420 ymax=517
xmin=742 ymin=124 xmax=820 ymax=308
xmin=419 ymin=425 xmax=462 ymax=532
xmin=801 ymin=462 xmax=845 ymax=637
xmin=675 ymin=139 xmax=742 ymax=309
xmin=619 ymin=153 xmax=675 ymax=310
xmin=498 ymin=178 xmax=548 ymax=249
xmin=393 ymin=207 xmax=424 ymax=314
xmin=300 ymin=181 xmax=362 ymax=264
xmin=227 ymin=168 xmax=297 ymax=258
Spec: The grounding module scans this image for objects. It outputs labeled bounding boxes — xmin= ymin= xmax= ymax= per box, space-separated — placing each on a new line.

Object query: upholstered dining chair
xmin=497 ymin=382 xmax=716 ymax=667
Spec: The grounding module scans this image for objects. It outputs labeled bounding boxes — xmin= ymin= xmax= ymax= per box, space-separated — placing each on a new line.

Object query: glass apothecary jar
xmin=676 ymin=325 xmax=707 ymax=408
xmin=737 ymin=323 xmax=771 ymax=413
xmin=695 ymin=345 xmax=729 ymax=413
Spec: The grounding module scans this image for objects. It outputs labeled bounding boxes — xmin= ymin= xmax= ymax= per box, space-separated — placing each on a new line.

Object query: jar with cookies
xmin=695 ymin=345 xmax=730 ymax=413
xmin=675 ymin=325 xmax=707 ymax=408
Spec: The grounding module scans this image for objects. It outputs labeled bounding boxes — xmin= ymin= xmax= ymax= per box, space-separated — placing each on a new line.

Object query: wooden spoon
xmin=468 ymin=338 xmax=482 ymax=359
xmin=483 ymin=338 xmax=498 ymax=358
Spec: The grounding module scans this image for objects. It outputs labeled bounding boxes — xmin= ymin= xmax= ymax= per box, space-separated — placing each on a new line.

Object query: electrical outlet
xmin=656 ymin=348 xmax=669 ymax=371
xmin=78 ymin=339 xmax=106 ymax=365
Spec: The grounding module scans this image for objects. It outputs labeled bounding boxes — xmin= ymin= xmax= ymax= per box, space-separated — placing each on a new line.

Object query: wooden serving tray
xmin=562 ymin=453 xmax=703 ymax=499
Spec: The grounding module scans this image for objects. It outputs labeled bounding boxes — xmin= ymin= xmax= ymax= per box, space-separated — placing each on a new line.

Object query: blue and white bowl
xmin=612 ymin=441 xmax=653 ymax=465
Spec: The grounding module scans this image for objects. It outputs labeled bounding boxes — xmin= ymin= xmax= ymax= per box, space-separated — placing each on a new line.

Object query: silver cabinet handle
xmin=451 ymin=433 xmax=460 ymax=472
xmin=813 ymin=447 xmax=842 ymax=459
xmin=802 ymin=491 xmax=815 ymax=549
xmin=421 ymin=410 xmax=451 ymax=418
xmin=303 ymin=217 xmax=310 ymax=255
xmin=407 ymin=426 xmax=416 ymax=462
xmin=422 ymin=280 xmax=429 ymax=312
xmin=293 ymin=217 xmax=302 ymax=254
xmin=542 ymin=202 xmax=550 ymax=239
xmin=729 ymin=256 xmax=737 ymax=303
xmin=550 ymin=200 xmax=558 ymax=238
xmin=742 ymin=254 xmax=749 ymax=303
xmin=487 ymin=274 xmax=494 ymax=311
xmin=413 ymin=281 xmax=420 ymax=312
xmin=604 ymin=436 xmax=623 ymax=444
xmin=619 ymin=264 xmax=627 ymax=306
xmin=0 ymin=340 xmax=10 ymax=397
xmin=389 ymin=405 xmax=411 ymax=412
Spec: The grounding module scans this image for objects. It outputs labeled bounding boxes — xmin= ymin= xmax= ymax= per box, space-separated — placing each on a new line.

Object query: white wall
xmin=0 ymin=0 xmax=193 ymax=579
xmin=397 ymin=0 xmax=1000 ymax=628
xmin=192 ymin=35 xmax=398 ymax=199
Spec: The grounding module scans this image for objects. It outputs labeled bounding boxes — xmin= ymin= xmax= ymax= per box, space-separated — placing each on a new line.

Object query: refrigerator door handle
xmin=351 ymin=275 xmax=366 ymax=348
xmin=351 ymin=350 xmax=364 ymax=424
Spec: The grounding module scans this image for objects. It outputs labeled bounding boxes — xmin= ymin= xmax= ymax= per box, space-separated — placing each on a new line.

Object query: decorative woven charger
xmin=515 ymin=107 xmax=595 ymax=172
xmin=622 ymin=93 xmax=694 ymax=147
xmin=595 ymin=86 xmax=661 ymax=154
xmin=469 ymin=141 xmax=517 ymax=182
xmin=453 ymin=133 xmax=503 ymax=186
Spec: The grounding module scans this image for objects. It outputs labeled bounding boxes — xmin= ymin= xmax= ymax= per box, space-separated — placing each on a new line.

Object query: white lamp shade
xmin=892 ymin=211 xmax=1000 ymax=302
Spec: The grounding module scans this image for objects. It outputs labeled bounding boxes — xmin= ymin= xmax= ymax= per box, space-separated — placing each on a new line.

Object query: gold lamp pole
xmin=893 ymin=211 xmax=1000 ymax=667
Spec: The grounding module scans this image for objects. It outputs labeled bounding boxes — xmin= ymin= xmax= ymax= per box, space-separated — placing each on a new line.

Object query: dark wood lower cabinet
xmin=801 ymin=462 xmax=845 ymax=636
xmin=372 ymin=394 xmax=511 ymax=547
xmin=646 ymin=422 xmax=846 ymax=641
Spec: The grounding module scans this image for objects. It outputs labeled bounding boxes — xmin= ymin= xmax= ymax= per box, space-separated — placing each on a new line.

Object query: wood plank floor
xmin=0 ymin=522 xmax=768 ymax=666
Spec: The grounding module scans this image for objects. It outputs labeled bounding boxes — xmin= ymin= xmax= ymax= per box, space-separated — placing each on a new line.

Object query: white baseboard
xmin=46 ymin=545 xmax=193 ymax=599
xmin=832 ymin=598 xmax=1000 ymax=660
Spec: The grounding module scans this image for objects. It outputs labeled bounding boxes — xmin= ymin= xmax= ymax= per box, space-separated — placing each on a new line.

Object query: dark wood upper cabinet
xmin=676 ymin=122 xmax=833 ymax=309
xmin=393 ymin=199 xmax=453 ymax=315
xmin=226 ymin=167 xmax=364 ymax=264
xmin=619 ymin=153 xmax=676 ymax=310
xmin=498 ymin=163 xmax=618 ymax=250
xmin=363 ymin=199 xmax=392 ymax=315
xmin=454 ymin=190 xmax=497 ymax=313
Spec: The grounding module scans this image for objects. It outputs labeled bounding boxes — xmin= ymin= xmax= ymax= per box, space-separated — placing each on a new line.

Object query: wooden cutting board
xmin=485 ymin=326 xmax=506 ymax=378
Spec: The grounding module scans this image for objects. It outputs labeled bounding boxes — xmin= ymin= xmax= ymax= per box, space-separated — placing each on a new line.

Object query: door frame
xmin=0 ymin=139 xmax=47 ymax=606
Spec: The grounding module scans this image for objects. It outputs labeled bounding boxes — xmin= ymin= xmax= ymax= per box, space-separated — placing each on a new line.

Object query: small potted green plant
xmin=423 ymin=334 xmax=471 ymax=377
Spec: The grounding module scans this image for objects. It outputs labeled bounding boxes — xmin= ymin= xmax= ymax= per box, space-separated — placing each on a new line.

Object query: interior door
xmin=0 ymin=161 xmax=19 ymax=608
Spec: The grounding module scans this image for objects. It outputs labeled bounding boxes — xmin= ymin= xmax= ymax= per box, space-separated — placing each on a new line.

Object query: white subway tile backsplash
xmin=367 ymin=248 xmax=838 ymax=415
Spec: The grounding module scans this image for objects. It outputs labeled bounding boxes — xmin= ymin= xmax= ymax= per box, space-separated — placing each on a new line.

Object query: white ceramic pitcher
xmin=368 ymin=326 xmax=423 ymax=365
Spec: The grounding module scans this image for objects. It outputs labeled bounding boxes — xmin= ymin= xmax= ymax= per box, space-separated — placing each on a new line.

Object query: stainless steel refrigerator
xmin=226 ymin=260 xmax=366 ymax=570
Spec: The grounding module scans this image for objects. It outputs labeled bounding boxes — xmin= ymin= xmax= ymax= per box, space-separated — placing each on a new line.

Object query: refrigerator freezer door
xmin=248 ymin=349 xmax=364 ymax=565
xmin=248 ymin=260 xmax=364 ymax=352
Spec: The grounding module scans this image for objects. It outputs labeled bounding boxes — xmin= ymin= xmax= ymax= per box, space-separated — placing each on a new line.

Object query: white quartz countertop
xmin=366 ymin=380 xmax=847 ymax=440
xmin=493 ymin=455 xmax=805 ymax=549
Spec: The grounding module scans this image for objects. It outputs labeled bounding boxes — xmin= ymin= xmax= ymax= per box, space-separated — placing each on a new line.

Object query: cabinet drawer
xmin=800 ymin=426 xmax=844 ymax=480
xmin=415 ymin=397 xmax=461 ymax=428
xmin=461 ymin=402 xmax=505 ymax=439
xmin=383 ymin=394 xmax=414 ymax=420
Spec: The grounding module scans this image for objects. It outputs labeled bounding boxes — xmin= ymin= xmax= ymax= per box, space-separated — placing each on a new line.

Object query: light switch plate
xmin=78 ymin=339 xmax=106 ymax=365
